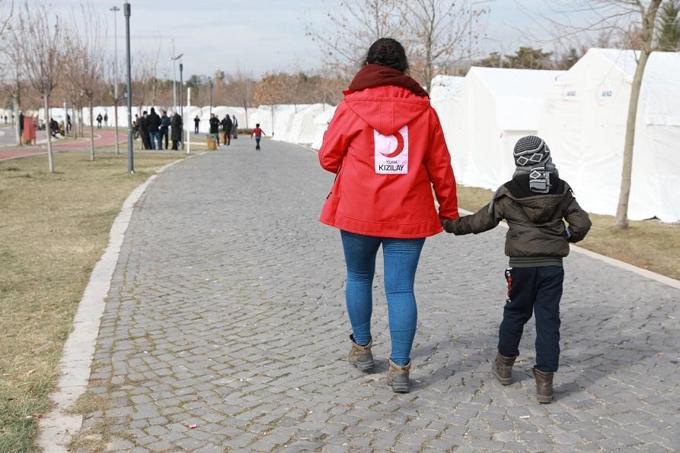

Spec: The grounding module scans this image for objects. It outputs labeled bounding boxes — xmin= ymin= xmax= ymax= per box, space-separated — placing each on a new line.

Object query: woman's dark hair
xmin=364 ymin=38 xmax=409 ymax=73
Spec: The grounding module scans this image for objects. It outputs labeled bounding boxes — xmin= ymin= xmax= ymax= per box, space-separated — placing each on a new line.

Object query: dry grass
xmin=456 ymin=185 xmax=680 ymax=280
xmin=0 ymin=150 xmax=187 ymax=452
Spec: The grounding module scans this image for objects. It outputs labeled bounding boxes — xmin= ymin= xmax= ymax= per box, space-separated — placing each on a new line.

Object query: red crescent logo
xmin=381 ymin=131 xmax=404 ymax=158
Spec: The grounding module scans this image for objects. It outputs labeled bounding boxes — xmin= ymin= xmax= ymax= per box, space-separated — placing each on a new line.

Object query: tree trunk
xmin=89 ymin=101 xmax=95 ymax=161
xmin=13 ymin=95 xmax=20 ymax=146
xmin=114 ymin=100 xmax=120 ymax=156
xmin=44 ymin=94 xmax=55 ymax=173
xmin=614 ymin=49 xmax=650 ymax=229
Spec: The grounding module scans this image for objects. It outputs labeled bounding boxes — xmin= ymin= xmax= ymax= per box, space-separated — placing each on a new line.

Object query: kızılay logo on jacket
xmin=374 ymin=126 xmax=408 ymax=175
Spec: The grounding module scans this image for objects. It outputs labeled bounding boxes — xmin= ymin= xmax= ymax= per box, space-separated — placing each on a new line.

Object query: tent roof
xmin=467 ymin=67 xmax=565 ymax=131
xmin=570 ymin=49 xmax=680 ymax=124
xmin=468 ymin=67 xmax=564 ymax=98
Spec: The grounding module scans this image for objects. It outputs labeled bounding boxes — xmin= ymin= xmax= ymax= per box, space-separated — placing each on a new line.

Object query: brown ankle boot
xmin=386 ymin=359 xmax=411 ymax=393
xmin=532 ymin=367 xmax=554 ymax=404
xmin=492 ymin=353 xmax=516 ymax=385
xmin=348 ymin=335 xmax=374 ymax=372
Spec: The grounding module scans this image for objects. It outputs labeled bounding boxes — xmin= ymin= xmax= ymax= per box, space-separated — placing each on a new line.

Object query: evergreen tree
xmin=504 ymin=47 xmax=553 ymax=70
xmin=657 ymin=0 xmax=680 ymax=51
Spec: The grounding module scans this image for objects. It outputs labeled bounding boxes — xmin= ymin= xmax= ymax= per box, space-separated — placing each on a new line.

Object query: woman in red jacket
xmin=319 ymin=38 xmax=459 ymax=393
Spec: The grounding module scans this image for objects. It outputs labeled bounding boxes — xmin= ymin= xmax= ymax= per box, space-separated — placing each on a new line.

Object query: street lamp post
xmin=209 ymin=79 xmax=214 ymax=115
xmin=179 ymin=62 xmax=184 ymax=150
xmin=170 ymin=40 xmax=183 ymax=114
xmin=124 ymin=1 xmax=134 ymax=174
xmin=110 ymin=5 xmax=121 ymax=156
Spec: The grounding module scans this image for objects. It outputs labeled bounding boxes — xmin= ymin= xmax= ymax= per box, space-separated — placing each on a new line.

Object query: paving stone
xmin=75 ymin=140 xmax=680 ymax=451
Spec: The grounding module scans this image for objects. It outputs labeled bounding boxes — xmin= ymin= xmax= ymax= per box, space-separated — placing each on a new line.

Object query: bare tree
xmin=3 ymin=19 xmax=24 ymax=146
xmin=65 ymin=4 xmax=105 ymax=161
xmin=306 ymin=0 xmax=405 ymax=76
xmin=104 ymin=56 xmax=124 ymax=155
xmin=17 ymin=3 xmax=63 ymax=173
xmin=0 ymin=0 xmax=13 ymax=37
xmin=521 ymin=0 xmax=666 ymax=228
xmin=225 ymin=68 xmax=254 ymax=128
xmin=61 ymin=46 xmax=86 ymax=139
xmin=400 ymin=0 xmax=487 ymax=91
xmin=612 ymin=0 xmax=664 ymax=228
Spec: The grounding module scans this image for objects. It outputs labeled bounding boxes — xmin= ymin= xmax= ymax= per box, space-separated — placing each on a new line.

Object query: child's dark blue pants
xmin=498 ymin=266 xmax=564 ymax=372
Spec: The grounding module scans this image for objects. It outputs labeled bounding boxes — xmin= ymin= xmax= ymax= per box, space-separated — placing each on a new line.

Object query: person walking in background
xmin=171 ymin=111 xmax=183 ymax=150
xmin=194 ymin=115 xmax=200 ymax=134
xmin=160 ymin=110 xmax=171 ymax=150
xmin=147 ymin=107 xmax=162 ymax=150
xmin=251 ymin=123 xmax=266 ymax=150
xmin=231 ymin=115 xmax=238 ymax=139
xmin=104 ymin=112 xmax=109 ymax=127
xmin=139 ymin=111 xmax=150 ymax=150
xmin=19 ymin=111 xmax=25 ymax=142
xmin=318 ymin=38 xmax=459 ymax=393
xmin=209 ymin=113 xmax=220 ymax=146
xmin=66 ymin=114 xmax=72 ymax=133
xmin=96 ymin=113 xmax=103 ymax=129
xmin=221 ymin=114 xmax=232 ymax=147
xmin=444 ymin=136 xmax=592 ymax=404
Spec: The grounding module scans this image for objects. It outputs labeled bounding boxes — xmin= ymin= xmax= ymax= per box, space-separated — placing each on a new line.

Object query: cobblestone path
xmin=76 ymin=139 xmax=680 ymax=452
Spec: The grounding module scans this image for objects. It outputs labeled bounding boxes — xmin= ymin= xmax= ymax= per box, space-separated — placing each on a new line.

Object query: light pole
xmin=179 ymin=62 xmax=184 ymax=150
xmin=124 ymin=1 xmax=134 ymax=174
xmin=110 ymin=5 xmax=121 ymax=156
xmin=209 ymin=79 xmax=214 ymax=115
xmin=171 ymin=39 xmax=183 ymax=113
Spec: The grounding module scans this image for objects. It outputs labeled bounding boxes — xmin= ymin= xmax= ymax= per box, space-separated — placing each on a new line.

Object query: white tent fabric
xmin=539 ymin=48 xmax=680 ymax=222
xmin=434 ymin=68 xmax=565 ymax=189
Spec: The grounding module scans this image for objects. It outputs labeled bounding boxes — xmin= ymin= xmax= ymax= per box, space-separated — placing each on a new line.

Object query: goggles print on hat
xmin=374 ymin=126 xmax=409 ymax=175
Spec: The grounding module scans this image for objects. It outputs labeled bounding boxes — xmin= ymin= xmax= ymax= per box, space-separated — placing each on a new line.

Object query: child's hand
xmin=441 ymin=219 xmax=457 ymax=234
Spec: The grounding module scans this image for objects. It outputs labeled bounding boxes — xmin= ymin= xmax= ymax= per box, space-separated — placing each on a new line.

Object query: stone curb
xmin=37 ymin=156 xmax=198 ymax=452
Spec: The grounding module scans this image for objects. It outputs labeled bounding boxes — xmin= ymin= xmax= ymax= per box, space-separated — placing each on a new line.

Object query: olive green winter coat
xmin=446 ymin=174 xmax=592 ymax=267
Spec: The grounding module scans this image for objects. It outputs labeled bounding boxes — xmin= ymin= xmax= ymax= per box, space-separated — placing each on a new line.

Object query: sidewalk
xmin=0 ymin=130 xmax=126 ymax=162
xmin=64 ymin=139 xmax=680 ymax=451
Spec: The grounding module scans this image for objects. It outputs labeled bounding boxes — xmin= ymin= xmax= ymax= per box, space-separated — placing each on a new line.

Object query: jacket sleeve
xmin=563 ymin=193 xmax=592 ymax=243
xmin=318 ymin=102 xmax=353 ymax=174
xmin=448 ymin=194 xmax=504 ymax=235
xmin=425 ymin=108 xmax=459 ymax=220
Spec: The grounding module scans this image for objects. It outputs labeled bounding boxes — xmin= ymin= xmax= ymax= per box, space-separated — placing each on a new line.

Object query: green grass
xmin=0 ymin=150 xmax=188 ymax=451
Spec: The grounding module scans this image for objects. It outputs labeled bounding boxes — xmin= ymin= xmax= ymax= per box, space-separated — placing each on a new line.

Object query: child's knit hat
xmin=513 ymin=136 xmax=558 ymax=194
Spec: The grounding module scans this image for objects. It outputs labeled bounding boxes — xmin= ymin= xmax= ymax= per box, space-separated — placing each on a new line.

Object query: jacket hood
xmin=344 ymin=86 xmax=430 ymax=135
xmin=500 ymin=179 xmax=571 ymax=224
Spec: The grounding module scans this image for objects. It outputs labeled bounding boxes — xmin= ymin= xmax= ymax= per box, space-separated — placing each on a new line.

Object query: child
xmin=251 ymin=123 xmax=266 ymax=150
xmin=443 ymin=136 xmax=592 ymax=403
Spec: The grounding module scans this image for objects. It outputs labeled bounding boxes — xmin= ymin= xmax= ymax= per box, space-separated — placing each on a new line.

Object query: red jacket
xmin=319 ymin=85 xmax=459 ymax=238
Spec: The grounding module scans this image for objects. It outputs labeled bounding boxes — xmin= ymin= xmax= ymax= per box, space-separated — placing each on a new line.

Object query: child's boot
xmin=532 ymin=367 xmax=554 ymax=403
xmin=386 ymin=359 xmax=411 ymax=393
xmin=492 ymin=353 xmax=516 ymax=385
xmin=348 ymin=335 xmax=374 ymax=372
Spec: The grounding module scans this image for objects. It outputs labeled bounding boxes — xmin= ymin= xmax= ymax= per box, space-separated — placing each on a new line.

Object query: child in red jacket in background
xmin=251 ymin=124 xmax=266 ymax=150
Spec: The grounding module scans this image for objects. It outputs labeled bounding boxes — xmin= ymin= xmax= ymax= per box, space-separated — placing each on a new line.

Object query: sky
xmin=43 ymin=0 xmax=601 ymax=79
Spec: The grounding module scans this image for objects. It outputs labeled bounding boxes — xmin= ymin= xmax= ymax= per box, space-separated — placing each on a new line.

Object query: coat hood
xmin=500 ymin=177 xmax=571 ymax=224
xmin=343 ymin=86 xmax=430 ymax=136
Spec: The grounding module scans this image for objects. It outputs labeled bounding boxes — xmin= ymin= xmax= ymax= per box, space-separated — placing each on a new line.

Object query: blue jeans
xmin=149 ymin=131 xmax=160 ymax=150
xmin=340 ymin=230 xmax=425 ymax=366
xmin=498 ymin=266 xmax=564 ymax=372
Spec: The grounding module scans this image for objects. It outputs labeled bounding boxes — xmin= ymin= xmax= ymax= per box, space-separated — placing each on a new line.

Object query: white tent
xmin=539 ymin=48 xmax=680 ymax=222
xmin=435 ymin=67 xmax=564 ymax=189
xmin=430 ymin=75 xmax=465 ymax=182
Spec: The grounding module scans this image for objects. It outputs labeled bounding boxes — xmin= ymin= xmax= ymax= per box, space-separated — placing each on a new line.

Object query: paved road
xmin=77 ymin=138 xmax=680 ymax=451
xmin=0 ymin=129 xmax=126 ymax=162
